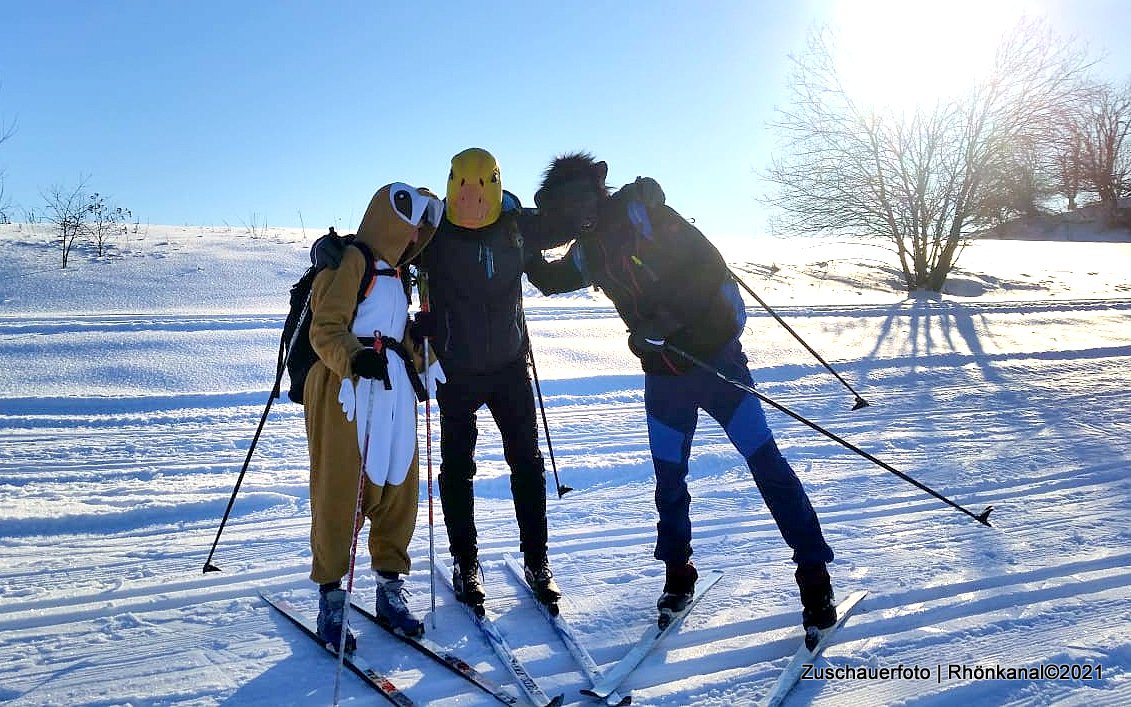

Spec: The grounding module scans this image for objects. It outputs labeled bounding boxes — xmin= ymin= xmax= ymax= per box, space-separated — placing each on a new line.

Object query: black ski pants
xmin=436 ymin=356 xmax=548 ymax=564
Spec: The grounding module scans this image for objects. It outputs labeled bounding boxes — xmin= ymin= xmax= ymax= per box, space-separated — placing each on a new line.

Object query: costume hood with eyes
xmin=302 ymin=182 xmax=442 ymax=584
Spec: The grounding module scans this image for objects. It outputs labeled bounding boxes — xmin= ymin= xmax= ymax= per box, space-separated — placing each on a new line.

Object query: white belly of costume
xmin=337 ymin=262 xmax=416 ymax=487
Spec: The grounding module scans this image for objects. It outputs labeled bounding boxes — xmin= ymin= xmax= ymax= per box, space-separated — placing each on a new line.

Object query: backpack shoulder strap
xmin=349 ymin=241 xmax=402 ymax=302
xmin=626 ymin=200 xmax=654 ymax=240
xmin=349 ymin=241 xmax=378 ymax=302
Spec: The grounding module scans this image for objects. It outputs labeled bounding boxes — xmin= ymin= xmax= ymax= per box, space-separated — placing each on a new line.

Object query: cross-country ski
xmin=758 ymin=590 xmax=868 ymax=707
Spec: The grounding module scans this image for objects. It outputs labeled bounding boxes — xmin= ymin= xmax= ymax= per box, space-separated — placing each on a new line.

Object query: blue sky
xmin=1 ymin=1 xmax=1128 ymax=245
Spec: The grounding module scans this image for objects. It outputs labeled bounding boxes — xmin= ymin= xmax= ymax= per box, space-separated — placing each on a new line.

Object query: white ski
xmin=758 ymin=589 xmax=868 ymax=707
xmin=435 ymin=562 xmax=564 ymax=707
xmin=580 ymin=569 xmax=724 ymax=701
xmin=503 ymin=553 xmax=631 ymax=706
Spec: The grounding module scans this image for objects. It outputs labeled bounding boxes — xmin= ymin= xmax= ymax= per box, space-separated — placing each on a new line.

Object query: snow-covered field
xmin=0 ymin=222 xmax=1129 ymax=706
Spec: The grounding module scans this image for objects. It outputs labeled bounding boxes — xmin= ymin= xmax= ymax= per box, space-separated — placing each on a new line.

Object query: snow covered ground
xmin=0 ymin=221 xmax=1129 ymax=706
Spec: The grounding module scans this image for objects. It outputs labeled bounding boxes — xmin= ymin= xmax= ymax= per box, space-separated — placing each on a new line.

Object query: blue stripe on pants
xmin=645 ymin=338 xmax=833 ymax=566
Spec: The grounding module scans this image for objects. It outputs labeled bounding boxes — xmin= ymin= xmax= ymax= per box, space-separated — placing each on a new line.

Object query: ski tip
xmin=611 ymin=695 xmax=633 ymax=706
xmin=580 ymin=688 xmax=600 ymax=699
xmin=546 ymin=696 xmax=565 ymax=707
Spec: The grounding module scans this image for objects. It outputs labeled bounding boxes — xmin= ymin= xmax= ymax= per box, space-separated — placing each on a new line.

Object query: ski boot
xmin=657 ymin=560 xmax=698 ymax=628
xmin=453 ymin=556 xmax=486 ymax=617
xmin=523 ymin=553 xmax=562 ymax=616
xmin=374 ymin=572 xmax=424 ymax=637
xmin=796 ymin=563 xmax=837 ymax=650
xmin=316 ymin=582 xmax=357 ymax=654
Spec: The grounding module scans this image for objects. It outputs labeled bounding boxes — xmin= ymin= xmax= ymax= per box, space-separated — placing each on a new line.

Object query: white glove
xmin=425 ymin=359 xmax=446 ymax=398
xmin=337 ymin=378 xmax=357 ymax=421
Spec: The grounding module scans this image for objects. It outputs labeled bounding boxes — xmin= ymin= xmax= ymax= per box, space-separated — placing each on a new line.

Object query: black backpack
xmin=277 ymin=228 xmax=400 ymax=404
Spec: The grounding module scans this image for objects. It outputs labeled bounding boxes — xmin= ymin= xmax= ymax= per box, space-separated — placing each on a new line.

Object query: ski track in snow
xmin=2 ymin=280 xmax=1131 ymax=703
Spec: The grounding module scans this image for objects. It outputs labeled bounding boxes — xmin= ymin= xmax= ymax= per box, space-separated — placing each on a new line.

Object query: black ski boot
xmin=316 ymin=582 xmax=357 ymax=654
xmin=524 ymin=553 xmax=562 ymax=615
xmin=453 ymin=556 xmax=486 ymax=617
xmin=796 ymin=563 xmax=837 ymax=649
xmin=657 ymin=561 xmax=698 ymax=627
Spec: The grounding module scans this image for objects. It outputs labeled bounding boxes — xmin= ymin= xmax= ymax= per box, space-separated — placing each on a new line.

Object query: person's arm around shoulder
xmin=525 ymin=240 xmax=590 ymax=295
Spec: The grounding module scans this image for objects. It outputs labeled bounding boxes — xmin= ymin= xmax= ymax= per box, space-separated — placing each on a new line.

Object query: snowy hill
xmin=0 ymin=222 xmax=1129 ymax=706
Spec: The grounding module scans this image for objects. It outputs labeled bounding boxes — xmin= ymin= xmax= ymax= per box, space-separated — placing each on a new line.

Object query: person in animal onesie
xmin=526 ymin=153 xmax=837 ymax=631
xmin=409 ymin=147 xmax=564 ymax=613
xmin=304 ymin=182 xmax=444 ymax=648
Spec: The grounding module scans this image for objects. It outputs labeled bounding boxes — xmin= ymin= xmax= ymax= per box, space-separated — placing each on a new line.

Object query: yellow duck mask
xmin=356 ymin=182 xmax=444 ymax=266
xmin=446 ymin=147 xmax=503 ymax=229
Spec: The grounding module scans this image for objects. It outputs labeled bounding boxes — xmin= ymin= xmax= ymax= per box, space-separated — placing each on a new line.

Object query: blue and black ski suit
xmin=528 ymin=185 xmax=834 ymax=568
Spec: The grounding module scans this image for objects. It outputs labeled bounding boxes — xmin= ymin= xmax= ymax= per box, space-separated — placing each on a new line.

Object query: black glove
xmin=352 ymin=347 xmax=389 ymax=381
xmin=409 ymin=310 xmax=438 ymax=340
xmin=629 ymin=330 xmax=668 ymax=354
xmin=628 ymin=316 xmax=678 ymax=355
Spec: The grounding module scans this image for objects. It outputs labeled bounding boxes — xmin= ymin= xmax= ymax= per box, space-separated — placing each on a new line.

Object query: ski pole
xmin=728 ymin=268 xmax=869 ymax=410
xmin=664 ymin=342 xmax=993 ymax=527
xmin=417 ymin=269 xmax=438 ymax=628
xmin=202 ymin=299 xmax=310 ymax=573
xmin=528 ymin=341 xmax=572 ymax=498
xmin=334 ymin=357 xmax=378 ymax=705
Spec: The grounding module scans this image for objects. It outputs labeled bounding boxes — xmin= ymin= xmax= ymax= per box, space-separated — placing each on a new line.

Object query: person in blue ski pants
xmin=524 ymin=151 xmax=837 ymax=630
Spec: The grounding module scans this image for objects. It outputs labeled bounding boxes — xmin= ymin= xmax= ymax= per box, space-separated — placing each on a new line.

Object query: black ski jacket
xmin=527 ymin=184 xmax=740 ymax=374
xmin=417 ymin=192 xmax=552 ymax=378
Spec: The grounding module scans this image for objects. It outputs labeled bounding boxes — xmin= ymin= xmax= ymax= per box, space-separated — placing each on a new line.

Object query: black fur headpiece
xmin=538 ymin=152 xmax=609 ymax=194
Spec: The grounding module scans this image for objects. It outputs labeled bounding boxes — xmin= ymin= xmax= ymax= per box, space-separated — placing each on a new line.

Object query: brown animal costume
xmin=304 ymin=183 xmax=440 ymax=585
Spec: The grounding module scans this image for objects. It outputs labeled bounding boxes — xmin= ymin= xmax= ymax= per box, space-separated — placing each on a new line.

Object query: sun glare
xmin=830 ymin=0 xmax=1048 ymax=111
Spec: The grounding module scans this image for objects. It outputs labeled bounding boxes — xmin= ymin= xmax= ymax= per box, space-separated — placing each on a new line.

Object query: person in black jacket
xmin=411 ymin=147 xmax=563 ymax=612
xmin=527 ymin=152 xmax=837 ymax=631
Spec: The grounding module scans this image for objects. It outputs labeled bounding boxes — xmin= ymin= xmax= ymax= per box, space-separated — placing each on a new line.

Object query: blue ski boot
xmin=316 ymin=582 xmax=357 ymax=653
xmin=374 ymin=572 xmax=424 ymax=637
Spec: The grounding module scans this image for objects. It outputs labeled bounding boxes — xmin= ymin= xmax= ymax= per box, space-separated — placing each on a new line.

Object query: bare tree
xmin=978 ymin=133 xmax=1058 ymax=223
xmin=0 ymin=100 xmax=14 ymax=224
xmin=766 ymin=20 xmax=1093 ymax=291
xmin=1048 ymin=97 xmax=1093 ymax=211
xmin=87 ymin=192 xmax=131 ymax=257
xmin=43 ymin=177 xmax=93 ymax=269
xmin=1078 ymin=80 xmax=1131 ymax=223
xmin=0 ymin=180 xmax=11 ymax=225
